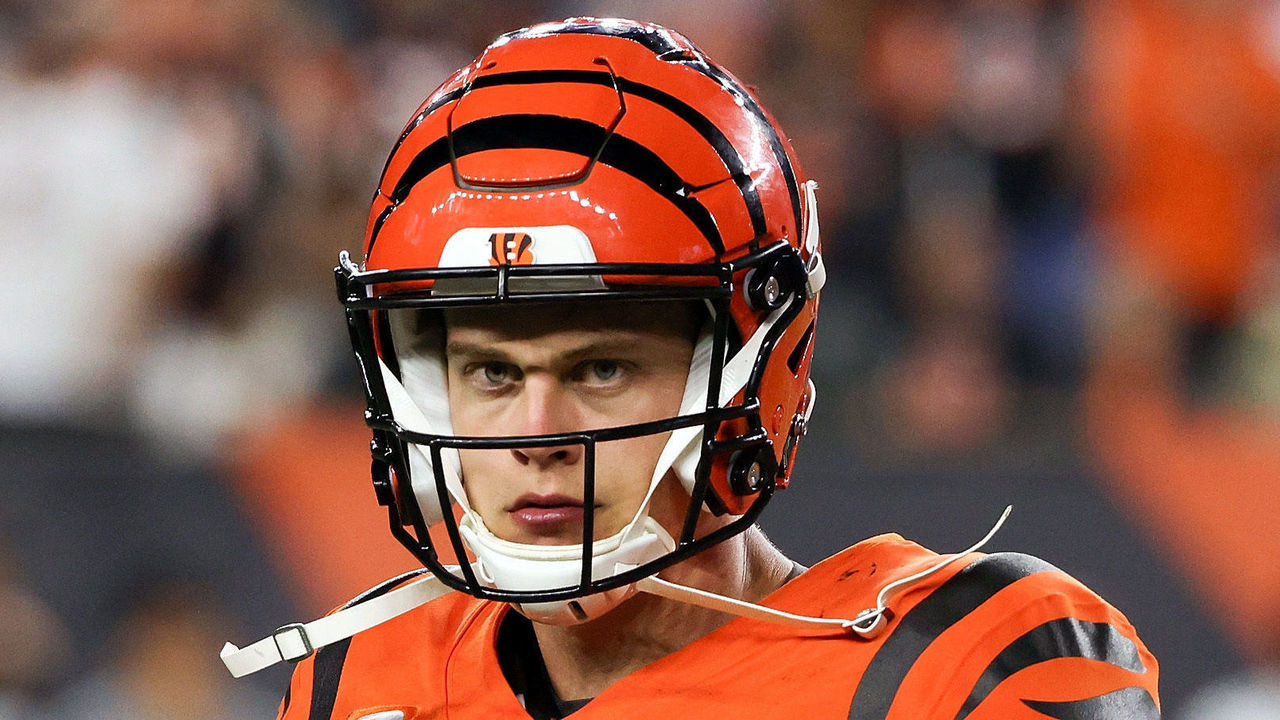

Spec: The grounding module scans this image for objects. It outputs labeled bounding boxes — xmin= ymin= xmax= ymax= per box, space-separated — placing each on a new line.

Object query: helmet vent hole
xmin=567 ymin=601 xmax=588 ymax=621
xmin=787 ymin=321 xmax=816 ymax=374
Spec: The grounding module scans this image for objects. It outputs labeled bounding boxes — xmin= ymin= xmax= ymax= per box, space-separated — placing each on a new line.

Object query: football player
xmin=222 ymin=17 xmax=1160 ymax=719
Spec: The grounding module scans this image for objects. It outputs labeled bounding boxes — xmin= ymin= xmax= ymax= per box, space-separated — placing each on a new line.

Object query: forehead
xmin=441 ymin=300 xmax=700 ymax=344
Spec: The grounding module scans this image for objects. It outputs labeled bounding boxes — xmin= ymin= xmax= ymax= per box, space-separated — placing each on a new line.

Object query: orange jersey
xmin=278 ymin=534 xmax=1159 ymax=719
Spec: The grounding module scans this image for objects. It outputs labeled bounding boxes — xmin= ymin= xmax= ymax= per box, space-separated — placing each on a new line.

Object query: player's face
xmin=444 ymin=301 xmax=698 ymax=546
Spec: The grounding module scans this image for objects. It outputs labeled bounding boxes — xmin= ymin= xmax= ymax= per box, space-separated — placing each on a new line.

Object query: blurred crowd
xmin=1 ymin=0 xmax=1278 ymax=717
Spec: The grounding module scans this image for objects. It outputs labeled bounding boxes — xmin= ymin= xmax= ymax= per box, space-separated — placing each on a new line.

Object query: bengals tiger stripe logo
xmin=489 ymin=232 xmax=534 ymax=266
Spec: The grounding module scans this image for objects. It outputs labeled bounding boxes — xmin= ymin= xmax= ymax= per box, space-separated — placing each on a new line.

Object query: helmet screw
xmin=745 ymin=264 xmax=789 ymax=311
xmin=763 ymin=276 xmax=781 ymax=306
xmin=728 ymin=450 xmax=770 ymax=495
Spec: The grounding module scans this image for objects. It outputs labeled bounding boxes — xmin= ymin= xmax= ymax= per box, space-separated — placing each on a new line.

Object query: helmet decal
xmin=489 ymin=232 xmax=534 ymax=266
xmin=436 ymin=225 xmax=597 ymax=268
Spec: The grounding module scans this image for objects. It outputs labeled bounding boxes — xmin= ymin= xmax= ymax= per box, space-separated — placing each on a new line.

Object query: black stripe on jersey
xmin=279 ymin=683 xmax=291 ymax=718
xmin=466 ymin=69 xmax=767 ymax=242
xmin=1022 ymin=687 xmax=1160 ymax=720
xmin=383 ymin=113 xmax=724 ymax=253
xmin=952 ymin=618 xmax=1147 ymax=720
xmin=847 ymin=553 xmax=1058 ymax=720
xmin=308 ymin=637 xmax=352 ymax=720
xmin=538 ymin=22 xmax=804 ymax=244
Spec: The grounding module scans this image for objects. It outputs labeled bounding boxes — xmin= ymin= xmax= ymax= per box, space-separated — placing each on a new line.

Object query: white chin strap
xmin=461 ymin=515 xmax=677 ymax=624
xmin=221 ymin=508 xmax=1013 ymax=678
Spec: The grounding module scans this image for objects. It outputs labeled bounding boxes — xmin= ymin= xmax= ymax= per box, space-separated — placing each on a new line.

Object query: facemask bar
xmin=418 ymin=407 xmax=749 ymax=596
xmin=336 ymin=241 xmax=810 ymax=603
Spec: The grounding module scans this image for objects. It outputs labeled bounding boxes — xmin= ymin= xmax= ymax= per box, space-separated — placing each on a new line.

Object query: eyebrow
xmin=443 ymin=341 xmax=510 ymax=363
xmin=444 ymin=337 xmax=649 ymax=365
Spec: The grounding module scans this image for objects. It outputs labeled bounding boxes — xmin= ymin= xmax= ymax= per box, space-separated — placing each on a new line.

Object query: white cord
xmin=636 ymin=505 xmax=1014 ymax=639
xmin=846 ymin=505 xmax=1012 ymax=638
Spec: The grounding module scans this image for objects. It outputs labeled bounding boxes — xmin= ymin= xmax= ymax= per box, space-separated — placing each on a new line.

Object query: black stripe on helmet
xmin=680 ymin=60 xmax=802 ymax=245
xmin=1022 ymin=687 xmax=1160 ymax=720
xmin=534 ymin=22 xmax=804 ymax=243
xmin=952 ymin=618 xmax=1147 ymax=720
xmin=380 ymin=113 xmax=723 ymax=254
xmin=378 ymin=87 xmax=466 ymax=186
xmin=468 ymin=69 xmax=767 ymax=241
xmin=847 ymin=552 xmax=1058 ymax=720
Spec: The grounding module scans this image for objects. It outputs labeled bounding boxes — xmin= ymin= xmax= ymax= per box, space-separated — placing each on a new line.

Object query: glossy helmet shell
xmin=341 ymin=17 xmax=821 ymax=599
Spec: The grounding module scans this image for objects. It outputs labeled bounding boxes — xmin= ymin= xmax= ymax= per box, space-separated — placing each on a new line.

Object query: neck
xmin=529 ymin=525 xmax=794 ymax=701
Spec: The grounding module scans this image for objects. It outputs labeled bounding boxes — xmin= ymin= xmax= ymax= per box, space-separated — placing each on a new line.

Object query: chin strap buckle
xmin=221 ymin=569 xmax=457 ymax=678
xmin=272 ymin=623 xmax=314 ymax=663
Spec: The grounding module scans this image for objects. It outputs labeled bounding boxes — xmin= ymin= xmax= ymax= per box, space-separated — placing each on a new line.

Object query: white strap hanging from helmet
xmin=219 ymin=570 xmax=456 ymax=678
xmin=220 ymin=507 xmax=1012 ymax=677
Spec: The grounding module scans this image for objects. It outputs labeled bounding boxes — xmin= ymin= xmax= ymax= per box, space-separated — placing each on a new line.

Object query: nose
xmin=510 ymin=376 xmax=583 ymax=468
xmin=513 ymin=443 xmax=581 ymax=467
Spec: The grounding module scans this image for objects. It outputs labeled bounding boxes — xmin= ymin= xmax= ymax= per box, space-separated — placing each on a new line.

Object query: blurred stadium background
xmin=2 ymin=0 xmax=1279 ymax=717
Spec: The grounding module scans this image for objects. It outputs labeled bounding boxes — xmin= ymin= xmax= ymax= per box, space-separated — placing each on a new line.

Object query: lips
xmin=506 ymin=493 xmax=591 ymax=536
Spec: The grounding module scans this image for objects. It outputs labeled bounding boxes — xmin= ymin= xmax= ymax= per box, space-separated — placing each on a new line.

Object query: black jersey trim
xmin=952 ymin=618 xmax=1147 ymax=720
xmin=308 ymin=637 xmax=352 ymax=720
xmin=381 ymin=114 xmax=723 ymax=253
xmin=342 ymin=568 xmax=432 ymax=609
xmin=847 ymin=553 xmax=1058 ymax=720
xmin=1022 ymin=686 xmax=1160 ymax=719
xmin=498 ymin=611 xmax=591 ymax=720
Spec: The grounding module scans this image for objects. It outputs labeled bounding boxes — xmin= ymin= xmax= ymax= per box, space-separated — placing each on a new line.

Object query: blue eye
xmin=589 ymin=360 xmax=620 ymax=382
xmin=483 ymin=363 xmax=511 ymax=384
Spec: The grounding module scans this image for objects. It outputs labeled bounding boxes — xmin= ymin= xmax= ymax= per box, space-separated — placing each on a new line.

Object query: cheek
xmin=456 ymin=449 xmax=503 ymax=510
xmin=593 ymin=431 xmax=671 ymax=506
xmin=446 ymin=382 xmax=482 ymax=435
xmin=647 ymin=473 xmax=691 ymax=537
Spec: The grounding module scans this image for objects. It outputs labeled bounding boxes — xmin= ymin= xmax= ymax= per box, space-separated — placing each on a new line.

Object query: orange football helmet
xmin=336 ymin=17 xmax=824 ymax=619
